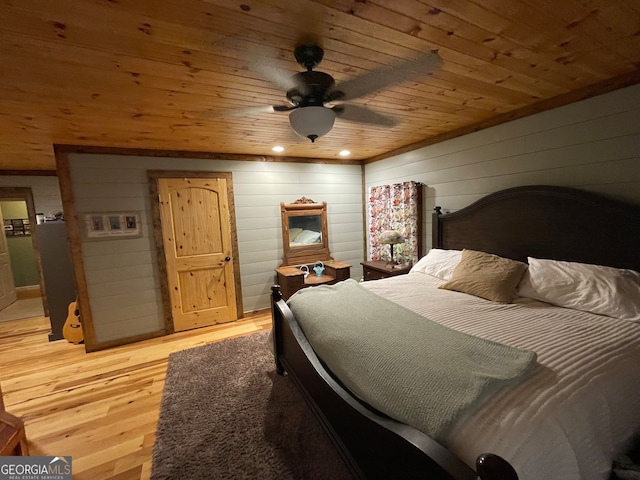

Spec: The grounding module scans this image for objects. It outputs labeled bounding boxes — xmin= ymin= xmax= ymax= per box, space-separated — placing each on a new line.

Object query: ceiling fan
xmin=268 ymin=44 xmax=441 ymax=142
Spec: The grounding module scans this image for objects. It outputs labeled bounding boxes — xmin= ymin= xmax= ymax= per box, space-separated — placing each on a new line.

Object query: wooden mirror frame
xmin=280 ymin=198 xmax=332 ymax=266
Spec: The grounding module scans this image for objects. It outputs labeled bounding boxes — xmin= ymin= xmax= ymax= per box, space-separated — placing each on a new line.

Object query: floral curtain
xmin=368 ymin=181 xmax=422 ymax=265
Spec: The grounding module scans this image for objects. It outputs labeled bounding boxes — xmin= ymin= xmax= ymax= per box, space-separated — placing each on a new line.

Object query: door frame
xmin=0 ymin=187 xmax=46 ymax=315
xmin=147 ymin=170 xmax=243 ymax=334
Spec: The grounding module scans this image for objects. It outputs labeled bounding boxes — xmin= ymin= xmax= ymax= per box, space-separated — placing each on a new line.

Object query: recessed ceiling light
xmin=272 ymin=146 xmax=285 ymax=153
xmin=339 ymin=150 xmax=350 ymax=157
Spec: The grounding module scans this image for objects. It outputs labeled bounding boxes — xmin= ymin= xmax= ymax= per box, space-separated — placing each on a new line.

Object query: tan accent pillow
xmin=438 ymin=249 xmax=528 ymax=303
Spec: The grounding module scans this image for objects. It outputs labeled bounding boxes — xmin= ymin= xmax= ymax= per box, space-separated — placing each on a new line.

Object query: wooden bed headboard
xmin=433 ymin=185 xmax=640 ymax=272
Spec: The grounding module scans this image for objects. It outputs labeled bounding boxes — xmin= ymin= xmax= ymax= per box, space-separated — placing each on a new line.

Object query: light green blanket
xmin=288 ymin=279 xmax=537 ymax=442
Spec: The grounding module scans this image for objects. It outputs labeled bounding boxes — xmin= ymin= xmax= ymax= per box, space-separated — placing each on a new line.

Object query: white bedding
xmin=289 ymin=229 xmax=321 ymax=246
xmin=362 ymin=272 xmax=640 ymax=480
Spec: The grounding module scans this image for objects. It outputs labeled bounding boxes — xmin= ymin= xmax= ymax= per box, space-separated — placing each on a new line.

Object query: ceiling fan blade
xmin=215 ymin=38 xmax=298 ymax=93
xmin=189 ymin=105 xmax=276 ymax=120
xmin=333 ymin=104 xmax=398 ymax=127
xmin=273 ymin=104 xmax=297 ymax=112
xmin=250 ymin=62 xmax=297 ymax=92
xmin=333 ymin=51 xmax=441 ymax=101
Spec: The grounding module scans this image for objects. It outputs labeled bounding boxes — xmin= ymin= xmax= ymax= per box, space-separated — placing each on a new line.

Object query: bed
xmin=270 ymin=185 xmax=640 ymax=480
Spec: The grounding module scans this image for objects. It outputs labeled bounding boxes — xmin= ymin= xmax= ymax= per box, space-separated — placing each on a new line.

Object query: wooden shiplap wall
xmin=68 ymin=154 xmax=362 ymax=343
xmin=0 ymin=176 xmax=63 ymax=215
xmin=365 ymin=83 xmax=640 ymax=253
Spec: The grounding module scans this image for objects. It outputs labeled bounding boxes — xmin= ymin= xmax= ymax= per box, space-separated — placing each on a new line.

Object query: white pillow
xmin=293 ymin=229 xmax=321 ymax=245
xmin=410 ymin=249 xmax=462 ymax=280
xmin=517 ymin=257 xmax=640 ymax=322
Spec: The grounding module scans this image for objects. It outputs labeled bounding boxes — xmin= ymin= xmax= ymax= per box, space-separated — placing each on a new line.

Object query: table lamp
xmin=379 ymin=230 xmax=405 ymax=267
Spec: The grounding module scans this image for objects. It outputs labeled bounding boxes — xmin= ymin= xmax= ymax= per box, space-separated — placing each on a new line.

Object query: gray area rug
xmin=151 ymin=330 xmax=354 ymax=480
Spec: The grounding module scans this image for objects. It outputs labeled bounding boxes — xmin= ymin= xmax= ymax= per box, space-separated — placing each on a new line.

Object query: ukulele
xmin=63 ymin=300 xmax=84 ymax=344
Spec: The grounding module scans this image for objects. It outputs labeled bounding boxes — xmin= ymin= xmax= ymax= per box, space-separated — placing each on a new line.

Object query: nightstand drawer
xmin=361 ymin=260 xmax=411 ymax=281
xmin=364 ymin=268 xmax=388 ymax=281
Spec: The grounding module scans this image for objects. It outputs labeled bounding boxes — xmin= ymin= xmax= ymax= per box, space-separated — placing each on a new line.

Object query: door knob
xmin=224 ymin=256 xmax=231 ymax=262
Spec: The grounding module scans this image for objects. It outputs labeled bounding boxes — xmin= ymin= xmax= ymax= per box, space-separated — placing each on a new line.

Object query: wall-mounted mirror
xmin=281 ymin=197 xmax=332 ymax=266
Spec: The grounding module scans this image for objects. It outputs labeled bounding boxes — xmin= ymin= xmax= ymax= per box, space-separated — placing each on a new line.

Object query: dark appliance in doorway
xmin=35 ymin=221 xmax=76 ymax=342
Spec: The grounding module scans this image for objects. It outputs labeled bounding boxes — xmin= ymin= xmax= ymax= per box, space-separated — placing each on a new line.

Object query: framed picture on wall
xmin=82 ymin=212 xmax=142 ymax=240
xmin=108 ymin=216 xmax=121 ymax=230
xmin=4 ymin=218 xmax=31 ymax=236
xmin=3 ymin=219 xmax=12 ymax=236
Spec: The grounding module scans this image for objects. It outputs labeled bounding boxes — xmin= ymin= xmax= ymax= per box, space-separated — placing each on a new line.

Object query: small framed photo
xmin=11 ymin=219 xmax=26 ymax=235
xmin=83 ymin=212 xmax=142 ymax=240
xmin=91 ymin=216 xmax=104 ymax=231
xmin=109 ymin=216 xmax=121 ymax=230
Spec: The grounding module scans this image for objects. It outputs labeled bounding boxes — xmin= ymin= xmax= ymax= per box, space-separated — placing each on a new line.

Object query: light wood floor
xmin=0 ymin=311 xmax=272 ymax=479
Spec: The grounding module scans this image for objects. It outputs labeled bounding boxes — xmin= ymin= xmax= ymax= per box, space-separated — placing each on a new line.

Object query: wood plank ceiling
xmin=1 ymin=0 xmax=639 ymax=171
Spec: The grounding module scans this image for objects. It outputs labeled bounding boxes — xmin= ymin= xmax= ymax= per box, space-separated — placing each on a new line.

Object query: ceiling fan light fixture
xmin=289 ymin=106 xmax=335 ymax=142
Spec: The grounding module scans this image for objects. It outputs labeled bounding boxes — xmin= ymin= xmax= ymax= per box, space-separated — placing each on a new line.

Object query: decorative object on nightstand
xmin=299 ymin=265 xmax=310 ymax=278
xmin=379 ymin=230 xmax=405 ymax=267
xmin=361 ymin=260 xmax=411 ymax=281
xmin=312 ymin=261 xmax=325 ymax=277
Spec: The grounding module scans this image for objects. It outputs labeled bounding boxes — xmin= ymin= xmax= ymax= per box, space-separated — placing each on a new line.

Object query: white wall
xmin=0 ymin=176 xmax=63 ymax=214
xmin=365 ymin=83 xmax=640 ymax=252
xmin=68 ymin=154 xmax=363 ymax=343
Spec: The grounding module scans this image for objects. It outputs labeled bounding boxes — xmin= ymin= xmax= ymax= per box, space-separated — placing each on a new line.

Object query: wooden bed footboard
xmin=270 ymin=285 xmax=518 ymax=480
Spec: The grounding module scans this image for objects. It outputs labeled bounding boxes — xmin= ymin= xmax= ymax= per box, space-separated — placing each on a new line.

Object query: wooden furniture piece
xmin=0 ymin=383 xmax=29 ymax=456
xmin=361 ymin=260 xmax=411 ymax=281
xmin=277 ymin=197 xmax=351 ymax=299
xmin=432 ymin=185 xmax=640 ymax=272
xmin=275 ymin=261 xmax=351 ymax=300
xmin=271 ymin=185 xmax=640 ymax=480
xmin=280 ymin=198 xmax=331 ymax=266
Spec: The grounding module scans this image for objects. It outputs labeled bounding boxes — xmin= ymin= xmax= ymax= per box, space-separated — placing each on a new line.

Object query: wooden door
xmin=158 ymin=177 xmax=237 ymax=331
xmin=0 ymin=208 xmax=17 ymax=310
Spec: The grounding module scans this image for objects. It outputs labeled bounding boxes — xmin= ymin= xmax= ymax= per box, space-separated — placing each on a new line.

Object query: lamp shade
xmin=379 ymin=230 xmax=405 ymax=245
xmin=289 ymin=106 xmax=336 ymax=142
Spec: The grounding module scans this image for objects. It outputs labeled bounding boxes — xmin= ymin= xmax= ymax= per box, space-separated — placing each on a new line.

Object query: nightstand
xmin=361 ymin=260 xmax=411 ymax=281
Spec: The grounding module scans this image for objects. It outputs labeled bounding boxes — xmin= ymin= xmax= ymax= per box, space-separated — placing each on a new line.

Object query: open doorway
xmin=0 ymin=188 xmax=45 ymax=323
